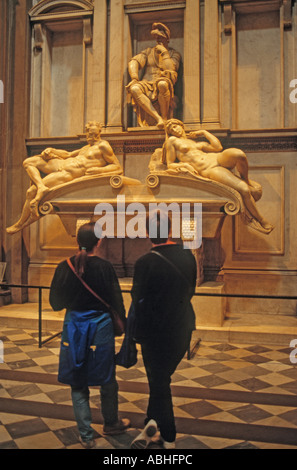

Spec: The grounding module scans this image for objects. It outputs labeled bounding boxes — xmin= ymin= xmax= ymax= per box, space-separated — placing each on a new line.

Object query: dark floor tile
xmin=239 ymin=365 xmax=271 ymax=377
xmin=245 ymin=345 xmax=271 ymax=354
xmin=193 ymin=374 xmax=229 ymax=388
xmin=278 ymin=381 xmax=297 ymax=394
xmin=46 ymin=388 xmax=71 ymax=403
xmin=177 ymin=436 xmax=211 ymax=449
xmin=6 ymin=418 xmax=50 ymax=439
xmin=0 ymin=440 xmax=19 ymax=449
xmin=42 ymin=364 xmax=59 ymax=373
xmin=224 ymin=441 xmax=259 ymax=449
xmin=105 ymin=429 xmax=137 ymax=449
xmin=116 ymin=369 xmax=146 ymax=381
xmin=89 ymin=392 xmax=129 ymax=409
xmin=14 ymin=339 xmax=37 ymax=346
xmin=2 ymin=329 xmax=24 ymax=335
xmin=206 ymin=353 xmax=235 ymax=361
xmin=210 ymin=344 xmax=239 ymax=352
xmin=2 ymin=346 xmax=22 ymax=355
xmin=277 ymin=354 xmax=296 ymax=367
xmin=26 ymin=349 xmax=55 ymax=358
xmin=176 ymin=360 xmax=195 ymax=371
xmin=199 ymin=362 xmax=232 ymax=374
xmin=6 ymin=383 xmax=43 ymax=398
xmin=172 ymin=372 xmax=194 ymax=383
xmin=236 ymin=377 xmax=271 ymax=392
xmin=7 ymin=359 xmax=37 ymax=370
xmin=278 ymin=368 xmax=297 ymax=380
xmin=180 ymin=400 xmax=222 ymax=419
xmin=242 ymin=355 xmax=271 ymax=364
xmin=277 ymin=348 xmax=292 ymax=355
xmin=130 ymin=398 xmax=148 ymax=412
xmin=278 ymin=409 xmax=297 ymax=426
xmin=0 ymin=336 xmax=9 ymax=342
xmin=53 ymin=426 xmax=80 ymax=446
xmin=228 ymin=404 xmax=272 ymax=423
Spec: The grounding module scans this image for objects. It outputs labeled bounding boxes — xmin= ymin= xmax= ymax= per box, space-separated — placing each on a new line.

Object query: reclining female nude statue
xmin=152 ymin=119 xmax=274 ymax=235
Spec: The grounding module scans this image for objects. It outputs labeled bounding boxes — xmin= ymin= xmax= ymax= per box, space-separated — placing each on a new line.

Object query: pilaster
xmin=183 ymin=0 xmax=201 ymax=128
xmin=106 ymin=0 xmax=124 ymax=131
xmin=202 ymin=0 xmax=221 ymax=127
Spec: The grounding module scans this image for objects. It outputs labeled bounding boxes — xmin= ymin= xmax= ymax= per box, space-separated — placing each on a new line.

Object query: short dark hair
xmin=146 ymin=210 xmax=172 ymax=245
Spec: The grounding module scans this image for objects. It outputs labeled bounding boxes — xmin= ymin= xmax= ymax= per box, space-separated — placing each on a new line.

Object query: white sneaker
xmin=163 ymin=440 xmax=176 ymax=449
xmin=131 ymin=419 xmax=158 ymax=449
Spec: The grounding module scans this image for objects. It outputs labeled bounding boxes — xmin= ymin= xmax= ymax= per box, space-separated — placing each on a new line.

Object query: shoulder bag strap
xmin=66 ymin=258 xmax=111 ymax=310
xmin=150 ymin=250 xmax=189 ymax=286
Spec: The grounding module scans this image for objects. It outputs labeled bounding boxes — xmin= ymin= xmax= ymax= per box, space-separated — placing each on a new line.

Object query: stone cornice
xmin=26 ymin=128 xmax=297 ymax=155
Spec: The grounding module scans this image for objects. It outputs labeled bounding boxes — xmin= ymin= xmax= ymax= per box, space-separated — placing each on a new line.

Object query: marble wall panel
xmin=236 ymin=11 xmax=281 ymax=129
xmin=50 ymin=31 xmax=84 ymax=136
xmin=234 ymin=165 xmax=284 ymax=255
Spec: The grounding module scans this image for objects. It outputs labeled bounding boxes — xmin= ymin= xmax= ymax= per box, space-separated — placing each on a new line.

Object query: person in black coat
xmin=50 ymin=222 xmax=130 ymax=448
xmin=130 ymin=211 xmax=197 ymax=449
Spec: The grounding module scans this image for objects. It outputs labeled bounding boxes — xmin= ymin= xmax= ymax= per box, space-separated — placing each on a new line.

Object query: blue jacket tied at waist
xmin=58 ymin=310 xmax=115 ymax=388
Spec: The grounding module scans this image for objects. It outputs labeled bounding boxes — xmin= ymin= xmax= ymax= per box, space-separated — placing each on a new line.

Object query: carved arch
xmin=29 ymin=0 xmax=94 ymax=21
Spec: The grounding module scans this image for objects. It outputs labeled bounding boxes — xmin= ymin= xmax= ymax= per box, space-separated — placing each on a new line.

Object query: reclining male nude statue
xmin=7 ymin=121 xmax=123 ymax=234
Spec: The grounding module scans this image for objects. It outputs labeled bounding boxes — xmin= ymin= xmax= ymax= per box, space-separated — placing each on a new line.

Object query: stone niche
xmin=28 ymin=0 xmax=94 ymax=137
xmin=125 ymin=7 xmax=185 ymax=128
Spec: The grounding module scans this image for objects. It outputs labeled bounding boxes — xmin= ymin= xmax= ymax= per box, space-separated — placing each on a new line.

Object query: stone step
xmin=0 ymin=302 xmax=297 ymax=347
xmin=197 ymin=313 xmax=297 ymax=346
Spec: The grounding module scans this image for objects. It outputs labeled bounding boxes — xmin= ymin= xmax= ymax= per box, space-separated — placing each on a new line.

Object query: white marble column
xmin=202 ymin=0 xmax=220 ymax=128
xmin=183 ymin=0 xmax=201 ymax=128
xmin=106 ymin=0 xmax=124 ymax=132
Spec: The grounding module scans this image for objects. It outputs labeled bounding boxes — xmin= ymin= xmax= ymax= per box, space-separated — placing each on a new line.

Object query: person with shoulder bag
xmin=130 ymin=211 xmax=197 ymax=450
xmin=49 ymin=222 xmax=130 ymax=448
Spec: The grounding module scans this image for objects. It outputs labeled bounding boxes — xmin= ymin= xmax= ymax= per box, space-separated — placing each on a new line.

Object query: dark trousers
xmin=141 ymin=330 xmax=192 ymax=443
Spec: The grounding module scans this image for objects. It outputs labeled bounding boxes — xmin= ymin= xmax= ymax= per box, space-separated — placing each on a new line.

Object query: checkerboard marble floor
xmin=0 ymin=326 xmax=297 ymax=450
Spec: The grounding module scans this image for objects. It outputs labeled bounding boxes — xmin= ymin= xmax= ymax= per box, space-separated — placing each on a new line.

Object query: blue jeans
xmin=71 ymin=378 xmax=119 ymax=442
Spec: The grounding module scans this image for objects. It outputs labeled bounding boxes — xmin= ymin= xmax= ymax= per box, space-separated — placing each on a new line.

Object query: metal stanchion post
xmin=38 ymin=287 xmax=42 ymax=348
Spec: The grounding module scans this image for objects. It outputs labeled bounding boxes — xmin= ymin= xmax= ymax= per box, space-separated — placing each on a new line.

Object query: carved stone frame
xmin=28 ymin=0 xmax=94 ymax=137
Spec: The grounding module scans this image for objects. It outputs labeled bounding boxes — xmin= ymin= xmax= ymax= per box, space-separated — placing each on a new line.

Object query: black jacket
xmin=131 ymin=243 xmax=197 ymax=343
xmin=50 ymin=255 xmax=125 ymax=323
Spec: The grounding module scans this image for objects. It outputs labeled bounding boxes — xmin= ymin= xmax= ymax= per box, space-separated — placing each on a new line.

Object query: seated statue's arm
xmin=155 ymin=44 xmax=180 ymax=72
xmin=188 ymin=130 xmax=223 ymax=153
xmin=128 ymin=59 xmax=140 ymax=82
